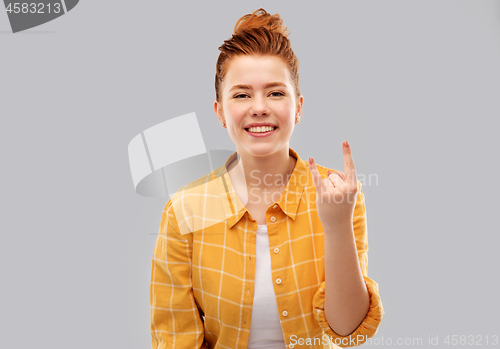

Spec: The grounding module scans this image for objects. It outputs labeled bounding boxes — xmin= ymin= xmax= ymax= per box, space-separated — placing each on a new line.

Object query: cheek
xmin=274 ymin=99 xmax=295 ymax=114
xmin=277 ymin=106 xmax=296 ymax=124
xmin=225 ymin=103 xmax=246 ymax=120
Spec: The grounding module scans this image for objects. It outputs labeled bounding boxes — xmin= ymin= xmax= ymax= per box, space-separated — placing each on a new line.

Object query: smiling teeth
xmin=247 ymin=126 xmax=276 ymax=133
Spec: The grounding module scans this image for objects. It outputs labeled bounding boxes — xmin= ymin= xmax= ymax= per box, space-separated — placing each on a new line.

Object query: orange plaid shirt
xmin=150 ymin=147 xmax=384 ymax=348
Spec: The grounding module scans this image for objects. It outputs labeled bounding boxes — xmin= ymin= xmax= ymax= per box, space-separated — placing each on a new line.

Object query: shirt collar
xmin=216 ymin=147 xmax=308 ymax=228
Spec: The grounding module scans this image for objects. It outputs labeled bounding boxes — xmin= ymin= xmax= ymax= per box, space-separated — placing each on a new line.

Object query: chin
xmin=242 ymin=144 xmax=283 ymax=157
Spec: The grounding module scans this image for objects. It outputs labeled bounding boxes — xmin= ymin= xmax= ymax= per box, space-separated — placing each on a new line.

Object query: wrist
xmin=323 ymin=220 xmax=353 ymax=234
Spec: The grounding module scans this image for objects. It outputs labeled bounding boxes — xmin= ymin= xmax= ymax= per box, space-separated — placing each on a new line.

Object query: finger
xmin=308 ymin=157 xmax=326 ymax=193
xmin=342 ymin=141 xmax=357 ymax=186
xmin=327 ymin=170 xmax=345 ymax=188
xmin=328 ymin=170 xmax=346 ymax=182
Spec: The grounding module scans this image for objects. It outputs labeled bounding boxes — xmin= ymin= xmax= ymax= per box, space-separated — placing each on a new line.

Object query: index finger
xmin=343 ymin=141 xmax=357 ymax=186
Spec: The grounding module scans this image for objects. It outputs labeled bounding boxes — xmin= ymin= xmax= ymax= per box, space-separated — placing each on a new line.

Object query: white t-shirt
xmin=247 ymin=224 xmax=287 ymax=349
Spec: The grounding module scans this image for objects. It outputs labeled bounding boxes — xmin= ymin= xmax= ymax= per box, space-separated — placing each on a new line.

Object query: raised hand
xmin=308 ymin=141 xmax=359 ymax=232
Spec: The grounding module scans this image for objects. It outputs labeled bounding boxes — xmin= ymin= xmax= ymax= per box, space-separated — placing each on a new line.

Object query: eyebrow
xmin=228 ymin=82 xmax=288 ymax=92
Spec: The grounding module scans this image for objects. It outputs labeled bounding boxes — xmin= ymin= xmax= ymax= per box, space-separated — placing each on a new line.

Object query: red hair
xmin=215 ymin=8 xmax=301 ymax=106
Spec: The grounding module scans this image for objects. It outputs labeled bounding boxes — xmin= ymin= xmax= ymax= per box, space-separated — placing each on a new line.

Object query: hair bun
xmin=233 ymin=8 xmax=290 ymax=38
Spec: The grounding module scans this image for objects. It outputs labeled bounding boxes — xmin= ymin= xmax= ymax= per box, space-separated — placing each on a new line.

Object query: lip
xmin=244 ymin=127 xmax=277 ymax=138
xmin=244 ymin=122 xmax=277 ymax=128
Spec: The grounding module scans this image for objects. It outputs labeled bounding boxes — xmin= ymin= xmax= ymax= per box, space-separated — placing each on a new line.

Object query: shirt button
xmin=282 ymin=310 xmax=288 ymax=317
xmin=270 ymin=216 xmax=276 ymax=222
xmin=273 ymin=204 xmax=278 ymax=209
xmin=274 ymin=247 xmax=280 ymax=254
xmin=275 ymin=278 xmax=282 ymax=285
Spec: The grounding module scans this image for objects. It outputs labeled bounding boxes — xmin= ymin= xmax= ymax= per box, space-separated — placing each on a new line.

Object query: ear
xmin=214 ymin=100 xmax=224 ymax=124
xmin=295 ymin=95 xmax=304 ymax=122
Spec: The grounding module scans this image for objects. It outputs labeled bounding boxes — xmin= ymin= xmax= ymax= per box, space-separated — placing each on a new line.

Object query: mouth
xmin=244 ymin=126 xmax=278 ymax=137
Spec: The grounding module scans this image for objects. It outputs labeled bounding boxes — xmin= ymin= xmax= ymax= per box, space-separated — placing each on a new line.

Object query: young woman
xmin=151 ymin=8 xmax=383 ymax=349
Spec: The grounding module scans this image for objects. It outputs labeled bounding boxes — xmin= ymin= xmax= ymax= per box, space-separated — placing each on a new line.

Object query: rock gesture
xmin=308 ymin=141 xmax=359 ymax=232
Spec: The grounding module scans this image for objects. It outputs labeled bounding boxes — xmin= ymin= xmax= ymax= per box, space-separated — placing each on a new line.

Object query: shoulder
xmin=169 ymin=164 xmax=225 ymax=203
xmin=166 ymin=165 xmax=228 ymax=235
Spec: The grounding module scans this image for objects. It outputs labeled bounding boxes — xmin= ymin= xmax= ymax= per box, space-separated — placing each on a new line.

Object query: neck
xmin=227 ymin=146 xmax=297 ymax=197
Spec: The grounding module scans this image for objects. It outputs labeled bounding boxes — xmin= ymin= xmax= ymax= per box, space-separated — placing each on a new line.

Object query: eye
xmin=234 ymin=94 xmax=248 ymax=99
xmin=270 ymin=91 xmax=285 ymax=97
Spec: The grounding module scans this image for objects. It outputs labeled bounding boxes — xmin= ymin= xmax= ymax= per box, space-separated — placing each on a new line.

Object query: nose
xmin=250 ymin=95 xmax=271 ymax=116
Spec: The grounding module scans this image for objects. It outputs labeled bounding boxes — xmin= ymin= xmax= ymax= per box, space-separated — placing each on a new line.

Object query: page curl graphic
xmin=128 ymin=112 xmax=244 ymax=197
xmin=4 ymin=0 xmax=79 ymax=33
xmin=128 ymin=112 xmax=248 ymax=232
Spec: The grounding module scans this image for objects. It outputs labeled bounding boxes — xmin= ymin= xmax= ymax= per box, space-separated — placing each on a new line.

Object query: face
xmin=214 ymin=55 xmax=303 ymax=159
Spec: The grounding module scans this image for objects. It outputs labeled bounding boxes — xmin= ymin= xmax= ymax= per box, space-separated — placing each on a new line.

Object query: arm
xmin=324 ymin=179 xmax=370 ymax=335
xmin=313 ymin=181 xmax=384 ymax=347
xmin=150 ymin=197 xmax=208 ymax=349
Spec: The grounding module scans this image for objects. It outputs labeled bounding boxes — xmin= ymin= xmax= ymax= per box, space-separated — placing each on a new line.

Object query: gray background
xmin=1 ymin=1 xmax=499 ymax=348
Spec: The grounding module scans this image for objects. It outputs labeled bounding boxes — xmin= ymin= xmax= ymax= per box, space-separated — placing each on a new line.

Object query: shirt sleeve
xmin=150 ymin=197 xmax=208 ymax=349
xmin=312 ymin=180 xmax=384 ymax=347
